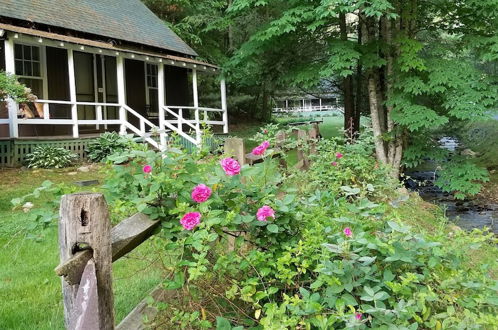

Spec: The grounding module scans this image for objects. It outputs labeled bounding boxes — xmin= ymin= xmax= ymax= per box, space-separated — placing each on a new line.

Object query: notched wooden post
xmin=59 ymin=192 xmax=114 ymax=329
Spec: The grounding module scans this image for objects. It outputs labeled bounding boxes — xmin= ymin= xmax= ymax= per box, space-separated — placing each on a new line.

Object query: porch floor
xmin=0 ymin=133 xmax=102 ymax=141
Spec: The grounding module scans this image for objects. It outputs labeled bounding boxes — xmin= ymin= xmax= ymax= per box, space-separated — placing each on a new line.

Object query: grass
xmin=0 ymin=166 xmax=164 ymax=329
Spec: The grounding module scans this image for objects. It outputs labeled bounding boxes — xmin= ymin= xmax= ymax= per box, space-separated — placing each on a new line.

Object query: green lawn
xmin=0 ymin=167 xmax=164 ymax=329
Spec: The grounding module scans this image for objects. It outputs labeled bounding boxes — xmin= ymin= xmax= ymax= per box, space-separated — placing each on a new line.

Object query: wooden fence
xmin=54 ymin=124 xmax=319 ymax=329
xmin=224 ymin=123 xmax=321 ymax=170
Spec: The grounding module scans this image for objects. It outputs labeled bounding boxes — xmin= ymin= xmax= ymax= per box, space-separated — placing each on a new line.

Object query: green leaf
xmin=267 ymin=224 xmax=279 ymax=233
xmin=216 ymin=316 xmax=232 ymax=330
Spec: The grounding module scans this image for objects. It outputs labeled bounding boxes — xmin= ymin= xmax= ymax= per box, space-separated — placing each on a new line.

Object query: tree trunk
xmin=354 ymin=21 xmax=363 ymax=134
xmin=362 ymin=14 xmax=388 ymax=164
xmin=339 ymin=13 xmax=357 ymax=141
xmin=228 ymin=0 xmax=234 ymax=52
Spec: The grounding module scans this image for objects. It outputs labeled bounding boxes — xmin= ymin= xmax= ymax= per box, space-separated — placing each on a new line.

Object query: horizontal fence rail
xmin=272 ymin=105 xmax=343 ymax=113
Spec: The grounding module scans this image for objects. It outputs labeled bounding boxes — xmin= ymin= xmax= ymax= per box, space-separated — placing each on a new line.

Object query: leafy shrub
xmin=25 ymin=145 xmax=77 ymax=168
xmin=0 ymin=71 xmax=36 ymax=102
xmin=101 ymin=133 xmax=497 ymax=328
xmin=86 ymin=132 xmax=132 ymax=162
xmin=11 ymin=180 xmax=76 ymax=240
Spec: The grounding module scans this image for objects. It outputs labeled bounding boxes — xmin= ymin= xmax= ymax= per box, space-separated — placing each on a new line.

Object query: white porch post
xmin=192 ymin=69 xmax=200 ymax=144
xmin=116 ymin=56 xmax=126 ymax=135
xmin=67 ymin=49 xmax=78 ymax=138
xmin=157 ymin=62 xmax=166 ymax=150
xmin=220 ymin=78 xmax=228 ymax=134
xmin=319 ymin=98 xmax=322 ymax=109
xmin=285 ymin=99 xmax=288 ymax=109
xmin=4 ymin=34 xmax=18 ymax=138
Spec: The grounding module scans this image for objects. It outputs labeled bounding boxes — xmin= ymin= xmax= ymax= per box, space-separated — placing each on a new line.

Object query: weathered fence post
xmin=295 ymin=129 xmax=310 ymax=170
xmin=59 ymin=193 xmax=114 ymax=329
xmin=308 ymin=126 xmax=319 ymax=155
xmin=224 ymin=137 xmax=245 ymax=165
xmin=275 ymin=131 xmax=288 ymax=168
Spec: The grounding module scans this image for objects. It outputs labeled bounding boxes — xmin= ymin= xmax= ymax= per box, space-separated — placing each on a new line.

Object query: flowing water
xmin=404 ymin=137 xmax=498 ymax=234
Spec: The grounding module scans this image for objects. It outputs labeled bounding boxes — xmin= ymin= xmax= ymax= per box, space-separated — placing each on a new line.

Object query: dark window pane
xmin=19 ymin=78 xmax=43 ymax=97
xmin=24 ymin=46 xmax=32 ymax=60
xmin=32 ymin=62 xmax=40 ymax=76
xmin=32 ymin=47 xmax=40 ymax=61
xmin=15 ymin=60 xmax=23 ymax=75
xmin=14 ymin=44 xmax=22 ymax=60
xmin=24 ymin=61 xmax=32 ymax=76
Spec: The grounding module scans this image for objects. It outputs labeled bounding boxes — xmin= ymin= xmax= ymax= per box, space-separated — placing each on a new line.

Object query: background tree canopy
xmin=143 ymin=0 xmax=498 ymax=195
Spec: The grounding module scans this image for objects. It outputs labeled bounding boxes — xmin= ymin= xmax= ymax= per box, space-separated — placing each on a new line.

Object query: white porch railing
xmin=162 ymin=105 xmax=228 ymax=145
xmin=273 ymin=105 xmax=342 ymax=113
xmin=2 ymin=100 xmax=229 ymax=151
xmin=6 ymin=100 xmax=163 ymax=150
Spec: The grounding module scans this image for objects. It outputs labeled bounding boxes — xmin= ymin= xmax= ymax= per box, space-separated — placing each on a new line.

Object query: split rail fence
xmin=55 ymin=124 xmax=320 ymax=329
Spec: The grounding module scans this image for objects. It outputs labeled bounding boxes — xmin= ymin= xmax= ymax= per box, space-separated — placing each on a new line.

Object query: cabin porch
xmin=0 ymin=28 xmax=228 ymax=152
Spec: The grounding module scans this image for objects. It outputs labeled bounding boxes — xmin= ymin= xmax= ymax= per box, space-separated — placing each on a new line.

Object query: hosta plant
xmin=25 ymin=145 xmax=77 ymax=168
xmin=86 ymin=132 xmax=134 ymax=162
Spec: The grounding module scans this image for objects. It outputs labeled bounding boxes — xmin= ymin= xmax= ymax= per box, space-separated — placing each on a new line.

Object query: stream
xmin=404 ymin=137 xmax=498 ymax=234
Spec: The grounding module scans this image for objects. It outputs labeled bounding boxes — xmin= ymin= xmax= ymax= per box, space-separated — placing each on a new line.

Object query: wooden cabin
xmin=0 ymin=0 xmax=227 ymax=165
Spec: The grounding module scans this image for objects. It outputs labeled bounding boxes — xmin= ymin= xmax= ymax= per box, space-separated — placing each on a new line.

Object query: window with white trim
xmin=14 ymin=44 xmax=43 ymax=97
xmin=146 ymin=63 xmax=158 ymax=115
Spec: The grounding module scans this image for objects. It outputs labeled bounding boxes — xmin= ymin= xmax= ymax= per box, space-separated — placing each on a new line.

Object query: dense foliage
xmin=25 ymin=146 xmax=77 ymax=169
xmin=0 ymin=71 xmax=36 ymax=103
xmin=101 ymin=131 xmax=497 ymax=328
xmin=145 ymin=0 xmax=498 ymax=198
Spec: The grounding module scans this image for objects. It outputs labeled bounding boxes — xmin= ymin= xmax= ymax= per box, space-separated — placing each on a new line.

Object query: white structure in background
xmin=272 ymin=94 xmax=342 ymax=114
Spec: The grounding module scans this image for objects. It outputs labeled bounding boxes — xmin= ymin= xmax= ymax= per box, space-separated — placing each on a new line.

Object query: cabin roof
xmin=0 ymin=0 xmax=197 ymax=57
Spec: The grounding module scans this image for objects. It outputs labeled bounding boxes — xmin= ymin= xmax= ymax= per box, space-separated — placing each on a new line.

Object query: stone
xmin=77 ymin=166 xmax=90 ymax=172
xmin=22 ymin=202 xmax=34 ymax=213
xmin=461 ymin=148 xmax=478 ymax=157
xmin=68 ymin=172 xmax=78 ymax=176
xmin=74 ymin=180 xmax=99 ymax=187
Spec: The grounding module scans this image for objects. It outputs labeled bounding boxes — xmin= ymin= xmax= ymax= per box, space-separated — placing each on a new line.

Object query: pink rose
xmin=331 ymin=161 xmax=338 ymax=166
xmin=180 ymin=212 xmax=201 ymax=230
xmin=355 ymin=313 xmax=362 ymax=321
xmin=336 ymin=152 xmax=343 ymax=159
xmin=256 ymin=205 xmax=275 ymax=221
xmin=143 ymin=165 xmax=152 ymax=173
xmin=220 ymin=157 xmax=241 ymax=176
xmin=343 ymin=227 xmax=352 ymax=237
xmin=191 ymin=184 xmax=212 ymax=203
xmin=251 ymin=141 xmax=270 ymax=156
